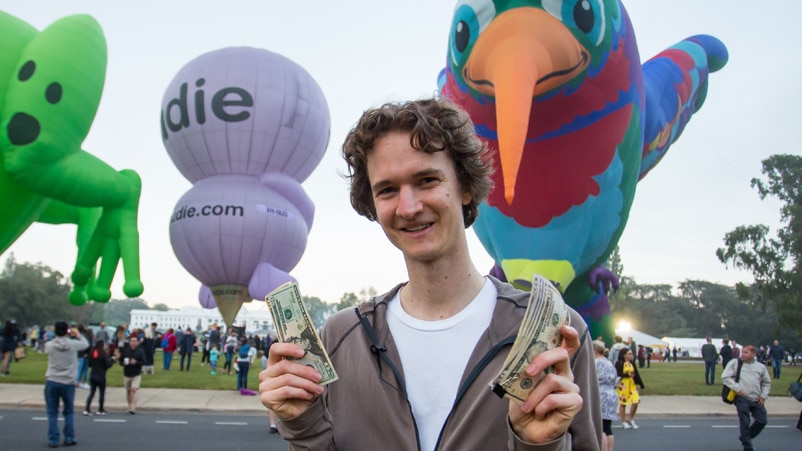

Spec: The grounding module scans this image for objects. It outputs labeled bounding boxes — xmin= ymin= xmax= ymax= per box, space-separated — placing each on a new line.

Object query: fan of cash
xmin=265 ymin=282 xmax=339 ymax=385
xmin=490 ymin=274 xmax=570 ymax=402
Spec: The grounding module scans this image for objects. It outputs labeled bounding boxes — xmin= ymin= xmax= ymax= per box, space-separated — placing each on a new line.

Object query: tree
xmin=151 ymin=303 xmax=170 ymax=311
xmin=0 ymin=255 xmax=74 ymax=327
xmin=717 ymin=154 xmax=802 ymax=335
xmin=359 ymin=286 xmax=378 ymax=302
xmin=334 ymin=287 xmax=378 ymax=312
xmin=303 ymin=295 xmax=334 ymax=330
xmin=676 ymin=280 xmax=733 ymax=337
xmin=335 ymin=292 xmax=359 ymax=312
xmin=607 ymin=246 xmax=635 ymax=313
xmin=102 ymin=298 xmax=150 ymax=326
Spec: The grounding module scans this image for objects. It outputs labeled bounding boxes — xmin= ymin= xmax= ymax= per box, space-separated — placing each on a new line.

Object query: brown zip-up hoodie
xmin=279 ymin=277 xmax=602 ymax=450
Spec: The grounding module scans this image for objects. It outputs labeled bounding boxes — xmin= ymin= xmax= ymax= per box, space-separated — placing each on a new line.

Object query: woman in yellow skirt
xmin=615 ymin=348 xmax=645 ymax=429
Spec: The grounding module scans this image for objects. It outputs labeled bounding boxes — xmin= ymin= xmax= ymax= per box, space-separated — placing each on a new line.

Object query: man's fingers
xmin=518 ymin=371 xmax=579 ymax=412
xmin=267 ymin=342 xmax=307 ymax=365
xmin=530 ymin=392 xmax=583 ymax=420
xmin=259 ymin=357 xmax=323 ymax=386
xmin=259 ymin=369 xmax=324 ymax=398
xmin=559 ymin=325 xmax=580 ymax=356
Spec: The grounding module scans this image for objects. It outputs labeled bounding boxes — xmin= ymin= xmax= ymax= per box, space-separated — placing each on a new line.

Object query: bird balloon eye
xmin=455 ymin=20 xmax=470 ymax=53
xmin=543 ymin=0 xmax=606 ymax=46
xmin=574 ymin=0 xmax=595 ymax=34
xmin=448 ymin=1 xmax=494 ymax=68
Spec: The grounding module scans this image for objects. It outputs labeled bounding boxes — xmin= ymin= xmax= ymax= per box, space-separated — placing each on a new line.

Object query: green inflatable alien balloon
xmin=0 ymin=11 xmax=143 ymax=305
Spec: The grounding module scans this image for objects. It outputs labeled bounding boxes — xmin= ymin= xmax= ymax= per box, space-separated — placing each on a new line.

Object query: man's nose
xmin=397 ymin=186 xmax=422 ymax=217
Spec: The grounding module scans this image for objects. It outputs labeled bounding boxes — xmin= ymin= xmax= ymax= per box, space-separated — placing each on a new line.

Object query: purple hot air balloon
xmin=161 ymin=47 xmax=330 ymax=184
xmin=162 ymin=47 xmax=330 ymax=325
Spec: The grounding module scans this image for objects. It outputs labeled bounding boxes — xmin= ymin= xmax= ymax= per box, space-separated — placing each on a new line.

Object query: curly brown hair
xmin=341 ymin=97 xmax=493 ymax=227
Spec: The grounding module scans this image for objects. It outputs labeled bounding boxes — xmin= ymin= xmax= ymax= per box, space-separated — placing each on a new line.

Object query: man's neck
xmin=401 ymin=252 xmax=485 ymax=321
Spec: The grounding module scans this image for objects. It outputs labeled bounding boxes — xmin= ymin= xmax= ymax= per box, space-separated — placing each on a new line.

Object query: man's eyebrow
xmin=371 ymin=168 xmax=446 ymax=193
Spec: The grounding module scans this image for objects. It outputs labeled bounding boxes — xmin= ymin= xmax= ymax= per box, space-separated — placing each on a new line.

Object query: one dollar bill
xmin=265 ymin=282 xmax=339 ymax=385
xmin=490 ymin=274 xmax=570 ymax=402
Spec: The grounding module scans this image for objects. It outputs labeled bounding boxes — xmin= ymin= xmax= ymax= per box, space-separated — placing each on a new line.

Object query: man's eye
xmin=376 ymin=187 xmax=396 ymax=197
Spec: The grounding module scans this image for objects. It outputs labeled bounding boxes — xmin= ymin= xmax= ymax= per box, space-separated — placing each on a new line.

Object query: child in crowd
xmin=84 ymin=341 xmax=113 ymax=416
xmin=209 ymin=344 xmax=220 ymax=376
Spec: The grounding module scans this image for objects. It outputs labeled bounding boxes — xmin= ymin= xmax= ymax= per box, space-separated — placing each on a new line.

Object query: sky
xmin=2 ymin=1 xmax=799 ymax=312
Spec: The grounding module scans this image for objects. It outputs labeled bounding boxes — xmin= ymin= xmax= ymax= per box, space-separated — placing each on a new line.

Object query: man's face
xmin=129 ymin=337 xmax=139 ymax=349
xmin=368 ymin=131 xmax=471 ymax=265
xmin=741 ymin=346 xmax=755 ymax=362
xmin=774 ymin=339 xmax=779 ymax=346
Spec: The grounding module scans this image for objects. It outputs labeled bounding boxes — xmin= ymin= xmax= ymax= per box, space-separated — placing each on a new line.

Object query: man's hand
xmin=508 ymin=325 xmax=583 ymax=444
xmin=757 ymin=396 xmax=765 ymax=406
xmin=258 ymin=342 xmax=326 ymax=421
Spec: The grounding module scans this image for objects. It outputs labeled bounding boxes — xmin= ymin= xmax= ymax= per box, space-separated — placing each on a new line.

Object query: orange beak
xmin=463 ymin=8 xmax=588 ymax=205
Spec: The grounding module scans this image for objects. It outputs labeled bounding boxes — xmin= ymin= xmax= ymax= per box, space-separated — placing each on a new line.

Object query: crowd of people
xmin=591 ymin=336 xmax=645 ymax=451
xmin=1 ymin=317 xmax=276 ymax=446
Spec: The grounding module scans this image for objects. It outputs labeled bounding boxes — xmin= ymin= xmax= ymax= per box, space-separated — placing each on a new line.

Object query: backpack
xmin=238 ymin=344 xmax=250 ymax=359
xmin=161 ymin=336 xmax=168 ymax=349
xmin=789 ymin=373 xmax=802 ymax=402
xmin=722 ymin=359 xmax=744 ymax=404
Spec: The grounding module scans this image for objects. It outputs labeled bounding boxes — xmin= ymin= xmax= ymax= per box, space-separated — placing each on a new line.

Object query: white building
xmin=129 ymin=305 xmax=274 ymax=334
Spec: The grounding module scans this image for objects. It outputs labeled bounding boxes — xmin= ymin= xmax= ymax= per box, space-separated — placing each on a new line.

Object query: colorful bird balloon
xmin=439 ymin=0 xmax=728 ymax=340
xmin=0 ymin=11 xmax=144 ymax=305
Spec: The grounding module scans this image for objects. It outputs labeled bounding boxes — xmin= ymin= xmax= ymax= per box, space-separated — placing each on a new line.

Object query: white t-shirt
xmin=387 ymin=278 xmax=496 ymax=451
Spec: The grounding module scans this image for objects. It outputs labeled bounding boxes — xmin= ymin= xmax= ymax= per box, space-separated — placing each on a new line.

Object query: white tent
xmin=613 ymin=329 xmax=669 ymax=349
xmin=661 ymin=337 xmax=732 ymax=358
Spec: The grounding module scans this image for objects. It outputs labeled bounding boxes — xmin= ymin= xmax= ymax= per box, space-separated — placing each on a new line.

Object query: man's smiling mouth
xmin=403 ymin=224 xmax=430 ymax=232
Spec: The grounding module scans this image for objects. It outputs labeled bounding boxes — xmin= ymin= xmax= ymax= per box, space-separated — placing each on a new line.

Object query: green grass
xmin=2 ymin=349 xmax=261 ymax=390
xmin=4 ymin=349 xmax=802 ymax=397
xmin=639 ymin=361 xmax=801 ymax=397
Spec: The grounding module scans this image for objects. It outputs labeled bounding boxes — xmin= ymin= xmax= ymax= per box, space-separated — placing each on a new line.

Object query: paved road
xmin=3 ymin=382 xmax=801 ymax=449
xmin=5 ymin=409 xmax=801 ymax=450
xmin=0 ymin=409 xmax=287 ymax=451
xmin=613 ymin=417 xmax=801 ymax=451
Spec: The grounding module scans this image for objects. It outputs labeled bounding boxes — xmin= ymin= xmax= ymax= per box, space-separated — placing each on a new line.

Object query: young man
xmin=179 ymin=327 xmax=196 ymax=371
xmin=44 ymin=321 xmax=89 ymax=447
xmin=701 ymin=336 xmax=719 ymax=385
xmin=259 ymin=98 xmax=601 ymax=450
xmin=768 ymin=339 xmax=784 ymax=379
xmin=722 ymin=345 xmax=771 ymax=451
xmin=721 ymin=338 xmax=733 ymax=369
xmin=119 ymin=334 xmax=146 ymax=414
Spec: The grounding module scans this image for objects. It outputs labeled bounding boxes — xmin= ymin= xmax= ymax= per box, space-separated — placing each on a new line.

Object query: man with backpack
xmin=236 ymin=338 xmax=256 ymax=395
xmin=722 ymin=345 xmax=771 ymax=451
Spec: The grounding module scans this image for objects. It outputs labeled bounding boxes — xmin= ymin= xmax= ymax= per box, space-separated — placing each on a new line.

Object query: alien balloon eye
xmin=46 ymin=83 xmax=63 ymax=104
xmin=18 ymin=60 xmax=36 ymax=81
